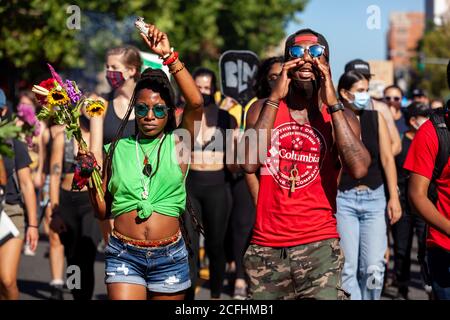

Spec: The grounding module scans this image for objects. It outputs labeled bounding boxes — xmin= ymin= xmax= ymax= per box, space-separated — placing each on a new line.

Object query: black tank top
xmin=103 ymin=92 xmax=135 ymax=145
xmin=339 ymin=110 xmax=383 ymax=191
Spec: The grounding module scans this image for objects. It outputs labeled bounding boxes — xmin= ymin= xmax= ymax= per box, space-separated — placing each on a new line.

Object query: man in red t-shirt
xmin=404 ymin=113 xmax=450 ymax=300
xmin=242 ymin=29 xmax=371 ymax=300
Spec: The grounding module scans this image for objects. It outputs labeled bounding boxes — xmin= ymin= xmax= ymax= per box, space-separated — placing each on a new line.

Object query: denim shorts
xmin=104 ymin=233 xmax=191 ymax=293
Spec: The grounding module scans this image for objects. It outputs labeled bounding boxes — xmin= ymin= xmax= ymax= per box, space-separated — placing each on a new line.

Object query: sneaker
xmin=23 ymin=243 xmax=35 ymax=256
xmin=97 ymin=239 xmax=106 ymax=253
xmin=49 ymin=284 xmax=64 ymax=300
xmin=424 ymin=285 xmax=434 ymax=300
xmin=233 ymin=285 xmax=248 ymax=300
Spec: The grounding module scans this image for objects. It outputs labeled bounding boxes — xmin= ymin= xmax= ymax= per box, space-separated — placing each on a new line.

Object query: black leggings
xmin=230 ymin=175 xmax=256 ymax=280
xmin=187 ymin=170 xmax=232 ymax=298
xmin=392 ymin=205 xmax=427 ymax=288
xmin=59 ymin=189 xmax=101 ymax=300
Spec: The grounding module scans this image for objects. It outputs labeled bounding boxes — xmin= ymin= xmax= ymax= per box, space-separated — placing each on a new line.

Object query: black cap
xmin=412 ymin=88 xmax=426 ymax=97
xmin=405 ymin=102 xmax=431 ymax=121
xmin=344 ymin=59 xmax=373 ymax=78
xmin=284 ymin=28 xmax=330 ymax=61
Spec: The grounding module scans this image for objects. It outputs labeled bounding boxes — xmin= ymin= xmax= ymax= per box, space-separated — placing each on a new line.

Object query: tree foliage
xmin=0 ymin=0 xmax=307 ymax=83
xmin=414 ymin=22 xmax=450 ymax=100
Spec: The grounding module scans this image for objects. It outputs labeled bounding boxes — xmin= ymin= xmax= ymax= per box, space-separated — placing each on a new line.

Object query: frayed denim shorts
xmin=104 ymin=233 xmax=191 ymax=293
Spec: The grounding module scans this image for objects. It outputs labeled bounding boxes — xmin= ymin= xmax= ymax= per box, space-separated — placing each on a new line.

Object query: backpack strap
xmin=430 ymin=109 xmax=450 ymax=182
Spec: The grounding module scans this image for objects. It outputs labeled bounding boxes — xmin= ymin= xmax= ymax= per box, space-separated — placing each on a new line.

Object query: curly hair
xmin=253 ymin=56 xmax=284 ymax=99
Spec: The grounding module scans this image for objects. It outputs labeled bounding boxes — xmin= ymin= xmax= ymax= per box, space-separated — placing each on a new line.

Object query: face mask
xmin=412 ymin=117 xmax=428 ymax=131
xmin=349 ymin=92 xmax=371 ymax=110
xmin=202 ymin=94 xmax=214 ymax=107
xmin=106 ymin=70 xmax=127 ymax=89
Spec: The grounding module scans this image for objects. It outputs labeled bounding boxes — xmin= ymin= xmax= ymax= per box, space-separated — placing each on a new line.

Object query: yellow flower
xmin=47 ymin=88 xmax=70 ymax=110
xmin=85 ymin=99 xmax=105 ymax=117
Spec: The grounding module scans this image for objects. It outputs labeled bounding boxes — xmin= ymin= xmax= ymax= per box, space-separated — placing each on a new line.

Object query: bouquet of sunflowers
xmin=32 ymin=64 xmax=105 ymax=201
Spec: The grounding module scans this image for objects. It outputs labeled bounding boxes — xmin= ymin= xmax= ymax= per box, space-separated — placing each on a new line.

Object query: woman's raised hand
xmin=140 ymin=24 xmax=171 ymax=58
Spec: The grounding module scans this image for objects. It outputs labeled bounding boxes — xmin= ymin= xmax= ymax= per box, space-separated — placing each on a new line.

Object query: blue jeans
xmin=427 ymin=247 xmax=450 ymax=300
xmin=105 ymin=233 xmax=191 ymax=293
xmin=336 ymin=185 xmax=387 ymax=300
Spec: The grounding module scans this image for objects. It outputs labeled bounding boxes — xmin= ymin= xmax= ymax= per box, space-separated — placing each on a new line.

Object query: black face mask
xmin=202 ymin=94 xmax=214 ymax=107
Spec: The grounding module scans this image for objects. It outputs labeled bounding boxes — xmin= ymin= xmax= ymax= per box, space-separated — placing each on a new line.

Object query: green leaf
xmin=0 ymin=143 xmax=15 ymax=158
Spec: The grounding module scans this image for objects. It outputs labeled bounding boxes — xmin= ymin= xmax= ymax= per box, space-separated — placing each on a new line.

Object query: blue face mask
xmin=350 ymin=92 xmax=371 ymax=110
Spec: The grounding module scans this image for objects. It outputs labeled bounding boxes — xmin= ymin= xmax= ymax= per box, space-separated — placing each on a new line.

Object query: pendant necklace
xmin=135 ymin=133 xmax=165 ymax=200
xmin=288 ymin=107 xmax=301 ymax=196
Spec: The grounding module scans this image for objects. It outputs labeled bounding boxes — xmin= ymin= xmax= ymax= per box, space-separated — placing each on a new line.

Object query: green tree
xmin=0 ymin=0 xmax=307 ymax=84
xmin=414 ymin=22 xmax=450 ymax=100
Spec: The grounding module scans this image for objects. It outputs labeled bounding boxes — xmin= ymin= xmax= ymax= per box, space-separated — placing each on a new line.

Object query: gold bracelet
xmin=168 ymin=58 xmax=180 ymax=70
xmin=265 ymin=99 xmax=279 ymax=109
xmin=169 ymin=62 xmax=185 ymax=75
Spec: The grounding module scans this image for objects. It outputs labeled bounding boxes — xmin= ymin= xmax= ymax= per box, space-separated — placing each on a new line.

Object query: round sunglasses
xmin=134 ymin=103 xmax=169 ymax=119
xmin=384 ymin=96 xmax=401 ymax=102
xmin=288 ymin=44 xmax=326 ymax=59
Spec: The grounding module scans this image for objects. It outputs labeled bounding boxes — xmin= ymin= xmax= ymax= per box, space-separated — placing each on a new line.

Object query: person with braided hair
xmin=86 ymin=23 xmax=203 ymax=300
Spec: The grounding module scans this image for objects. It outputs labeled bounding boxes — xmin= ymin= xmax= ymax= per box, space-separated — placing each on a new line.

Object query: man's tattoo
xmin=333 ymin=116 xmax=368 ymax=170
xmin=51 ymin=164 xmax=61 ymax=176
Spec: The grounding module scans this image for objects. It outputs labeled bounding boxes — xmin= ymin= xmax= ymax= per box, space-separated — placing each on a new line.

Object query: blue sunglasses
xmin=288 ymin=44 xmax=326 ymax=59
xmin=134 ymin=103 xmax=169 ymax=118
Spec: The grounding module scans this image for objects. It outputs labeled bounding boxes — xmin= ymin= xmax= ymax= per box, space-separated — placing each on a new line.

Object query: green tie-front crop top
xmin=104 ymin=132 xmax=187 ymax=219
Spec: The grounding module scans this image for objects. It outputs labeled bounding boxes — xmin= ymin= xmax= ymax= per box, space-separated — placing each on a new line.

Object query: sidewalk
xmin=17 ymin=235 xmax=427 ymax=300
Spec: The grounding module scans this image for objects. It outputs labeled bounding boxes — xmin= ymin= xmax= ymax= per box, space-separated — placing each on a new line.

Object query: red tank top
xmin=252 ymin=99 xmax=340 ymax=247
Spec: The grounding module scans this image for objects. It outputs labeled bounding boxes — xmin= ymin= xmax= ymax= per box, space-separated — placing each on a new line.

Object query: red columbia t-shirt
xmin=403 ymin=120 xmax=450 ymax=251
xmin=251 ymin=100 xmax=340 ymax=247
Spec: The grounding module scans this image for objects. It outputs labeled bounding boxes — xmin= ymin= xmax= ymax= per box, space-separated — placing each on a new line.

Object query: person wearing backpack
xmin=405 ymin=61 xmax=450 ymax=299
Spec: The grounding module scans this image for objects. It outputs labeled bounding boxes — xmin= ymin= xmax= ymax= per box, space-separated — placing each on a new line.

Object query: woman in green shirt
xmin=88 ymin=23 xmax=203 ymax=300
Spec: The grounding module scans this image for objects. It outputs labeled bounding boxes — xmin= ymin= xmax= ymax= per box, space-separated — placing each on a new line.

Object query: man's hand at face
xmin=268 ymin=58 xmax=304 ymax=102
xmin=313 ymin=57 xmax=338 ymax=107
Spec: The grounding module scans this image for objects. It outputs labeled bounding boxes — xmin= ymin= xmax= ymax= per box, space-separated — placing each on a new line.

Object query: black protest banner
xmin=219 ymin=50 xmax=259 ymax=109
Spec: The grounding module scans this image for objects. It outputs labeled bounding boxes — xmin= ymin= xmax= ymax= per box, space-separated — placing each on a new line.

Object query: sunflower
xmin=47 ymin=88 xmax=70 ymax=110
xmin=85 ymin=99 xmax=105 ymax=117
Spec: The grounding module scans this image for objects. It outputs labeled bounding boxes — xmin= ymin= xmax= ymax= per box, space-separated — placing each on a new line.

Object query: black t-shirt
xmin=3 ymin=139 xmax=32 ymax=205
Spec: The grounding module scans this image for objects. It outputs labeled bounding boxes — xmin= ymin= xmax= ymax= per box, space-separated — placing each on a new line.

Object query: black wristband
xmin=28 ymin=225 xmax=39 ymax=228
xmin=327 ymin=102 xmax=344 ymax=114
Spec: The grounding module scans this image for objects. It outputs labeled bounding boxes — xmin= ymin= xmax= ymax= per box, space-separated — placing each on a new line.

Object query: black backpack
xmin=428 ymin=108 xmax=450 ymax=203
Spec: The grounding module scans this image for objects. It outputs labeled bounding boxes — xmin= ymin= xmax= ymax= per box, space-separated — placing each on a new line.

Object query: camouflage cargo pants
xmin=244 ymin=238 xmax=350 ymax=300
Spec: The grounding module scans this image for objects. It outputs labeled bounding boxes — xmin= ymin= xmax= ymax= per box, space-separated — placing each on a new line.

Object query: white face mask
xmin=412 ymin=117 xmax=428 ymax=130
xmin=348 ymin=91 xmax=371 ymax=110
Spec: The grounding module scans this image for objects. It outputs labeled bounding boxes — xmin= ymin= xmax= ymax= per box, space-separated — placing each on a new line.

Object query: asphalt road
xmin=17 ymin=232 xmax=428 ymax=300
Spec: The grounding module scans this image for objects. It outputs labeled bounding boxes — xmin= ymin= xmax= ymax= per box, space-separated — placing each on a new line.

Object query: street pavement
xmin=17 ymin=232 xmax=428 ymax=300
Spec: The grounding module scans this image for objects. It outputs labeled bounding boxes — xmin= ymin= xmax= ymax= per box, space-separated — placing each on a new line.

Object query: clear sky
xmin=286 ymin=0 xmax=424 ymax=82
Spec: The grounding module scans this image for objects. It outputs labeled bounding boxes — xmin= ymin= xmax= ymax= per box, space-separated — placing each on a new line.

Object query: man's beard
xmin=290 ymin=78 xmax=320 ymax=100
